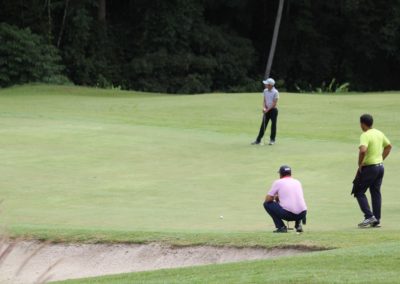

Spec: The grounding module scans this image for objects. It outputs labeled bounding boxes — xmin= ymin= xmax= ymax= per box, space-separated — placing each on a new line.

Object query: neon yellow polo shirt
xmin=360 ymin=129 xmax=391 ymax=165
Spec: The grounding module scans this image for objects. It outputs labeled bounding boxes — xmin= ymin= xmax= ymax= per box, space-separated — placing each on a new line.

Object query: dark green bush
xmin=0 ymin=23 xmax=68 ymax=88
xmin=122 ymin=0 xmax=256 ymax=94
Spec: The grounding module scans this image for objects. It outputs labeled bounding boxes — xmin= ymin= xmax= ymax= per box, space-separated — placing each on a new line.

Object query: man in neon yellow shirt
xmin=353 ymin=114 xmax=392 ymax=228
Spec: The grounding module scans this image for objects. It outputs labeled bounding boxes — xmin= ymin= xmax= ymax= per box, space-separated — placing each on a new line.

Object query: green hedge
xmin=0 ymin=23 xmax=69 ymax=88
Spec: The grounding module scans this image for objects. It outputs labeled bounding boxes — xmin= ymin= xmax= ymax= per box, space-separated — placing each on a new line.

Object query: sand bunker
xmin=0 ymin=241 xmax=307 ymax=283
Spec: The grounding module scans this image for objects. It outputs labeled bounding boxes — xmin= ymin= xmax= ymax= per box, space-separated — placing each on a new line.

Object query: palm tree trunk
xmin=47 ymin=0 xmax=52 ymax=44
xmin=264 ymin=0 xmax=285 ymax=79
xmin=98 ymin=0 xmax=106 ymax=23
xmin=57 ymin=0 xmax=69 ymax=48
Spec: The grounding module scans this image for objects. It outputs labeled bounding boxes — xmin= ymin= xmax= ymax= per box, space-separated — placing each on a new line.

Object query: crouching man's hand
xmin=265 ymin=194 xmax=278 ymax=203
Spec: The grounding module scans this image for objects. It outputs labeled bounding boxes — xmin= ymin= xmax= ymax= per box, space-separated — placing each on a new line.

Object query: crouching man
xmin=263 ymin=165 xmax=307 ymax=233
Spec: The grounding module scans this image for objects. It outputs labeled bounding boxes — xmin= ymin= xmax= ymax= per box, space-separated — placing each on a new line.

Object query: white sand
xmin=0 ymin=241 xmax=306 ymax=283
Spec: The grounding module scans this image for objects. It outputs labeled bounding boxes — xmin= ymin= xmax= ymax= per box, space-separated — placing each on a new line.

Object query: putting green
xmin=0 ymin=85 xmax=399 ymax=234
xmin=1 ymin=85 xmax=400 ymax=283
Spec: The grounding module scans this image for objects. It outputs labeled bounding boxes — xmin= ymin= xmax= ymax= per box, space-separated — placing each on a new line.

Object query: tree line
xmin=1 ymin=0 xmax=400 ymax=93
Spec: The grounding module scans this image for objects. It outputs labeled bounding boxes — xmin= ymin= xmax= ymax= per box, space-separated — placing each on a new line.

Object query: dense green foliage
xmin=124 ymin=1 xmax=256 ymax=93
xmin=0 ymin=23 xmax=67 ymax=87
xmin=1 ymin=1 xmax=400 ymax=92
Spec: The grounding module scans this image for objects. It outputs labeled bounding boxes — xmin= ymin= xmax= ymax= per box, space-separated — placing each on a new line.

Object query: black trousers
xmin=353 ymin=164 xmax=384 ymax=220
xmin=263 ymin=201 xmax=307 ymax=229
xmin=256 ymin=108 xmax=278 ymax=143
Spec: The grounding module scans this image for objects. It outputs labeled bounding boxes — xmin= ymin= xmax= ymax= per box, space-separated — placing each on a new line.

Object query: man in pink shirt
xmin=263 ymin=165 xmax=307 ymax=233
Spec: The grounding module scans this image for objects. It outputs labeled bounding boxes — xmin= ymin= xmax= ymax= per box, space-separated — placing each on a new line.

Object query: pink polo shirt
xmin=268 ymin=177 xmax=307 ymax=214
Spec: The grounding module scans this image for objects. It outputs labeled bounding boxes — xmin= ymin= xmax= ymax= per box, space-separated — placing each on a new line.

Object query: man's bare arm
xmin=265 ymin=194 xmax=279 ymax=203
xmin=358 ymin=145 xmax=367 ymax=171
xmin=383 ymin=144 xmax=392 ymax=160
xmin=262 ymin=96 xmax=268 ymax=112
xmin=265 ymin=195 xmax=274 ymax=203
xmin=270 ymin=98 xmax=278 ymax=109
xmin=265 ymin=99 xmax=278 ymax=113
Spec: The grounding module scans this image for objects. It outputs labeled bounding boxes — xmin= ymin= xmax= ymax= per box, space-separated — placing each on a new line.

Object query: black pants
xmin=263 ymin=201 xmax=307 ymax=229
xmin=256 ymin=108 xmax=278 ymax=143
xmin=353 ymin=164 xmax=384 ymax=220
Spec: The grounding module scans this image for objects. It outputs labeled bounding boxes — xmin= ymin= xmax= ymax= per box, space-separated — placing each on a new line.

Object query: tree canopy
xmin=1 ymin=0 xmax=400 ymax=93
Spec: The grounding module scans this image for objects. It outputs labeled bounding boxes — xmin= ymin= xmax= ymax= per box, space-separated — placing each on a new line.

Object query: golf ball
xmin=219 ymin=215 xmax=224 ymax=219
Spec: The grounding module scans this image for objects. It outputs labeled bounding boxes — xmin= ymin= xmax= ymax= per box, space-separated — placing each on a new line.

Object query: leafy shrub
xmin=122 ymin=0 xmax=256 ymax=94
xmin=0 ymin=23 xmax=68 ymax=88
xmin=295 ymin=78 xmax=350 ymax=93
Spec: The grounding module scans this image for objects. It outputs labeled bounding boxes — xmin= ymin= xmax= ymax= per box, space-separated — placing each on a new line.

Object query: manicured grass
xmin=8 ymin=226 xmax=400 ymax=251
xmin=0 ymin=84 xmax=399 ymax=283
xmin=58 ymin=241 xmax=400 ymax=284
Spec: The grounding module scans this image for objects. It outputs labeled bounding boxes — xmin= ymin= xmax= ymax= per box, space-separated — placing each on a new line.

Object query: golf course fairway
xmin=0 ymin=85 xmax=399 ymax=283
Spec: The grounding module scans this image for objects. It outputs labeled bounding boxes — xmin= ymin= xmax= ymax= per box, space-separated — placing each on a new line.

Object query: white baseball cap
xmin=262 ymin=78 xmax=275 ymax=86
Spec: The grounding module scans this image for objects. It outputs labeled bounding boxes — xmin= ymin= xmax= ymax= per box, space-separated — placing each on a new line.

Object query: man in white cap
xmin=251 ymin=78 xmax=279 ymax=145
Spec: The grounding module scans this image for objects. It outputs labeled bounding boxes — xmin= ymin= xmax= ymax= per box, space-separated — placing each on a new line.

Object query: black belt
xmin=362 ymin=163 xmax=383 ymax=168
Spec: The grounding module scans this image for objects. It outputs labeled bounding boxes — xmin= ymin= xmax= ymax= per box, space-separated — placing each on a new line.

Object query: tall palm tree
xmin=264 ymin=0 xmax=285 ymax=79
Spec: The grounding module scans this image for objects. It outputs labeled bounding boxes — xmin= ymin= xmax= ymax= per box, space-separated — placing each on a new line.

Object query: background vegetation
xmin=1 ymin=0 xmax=400 ymax=93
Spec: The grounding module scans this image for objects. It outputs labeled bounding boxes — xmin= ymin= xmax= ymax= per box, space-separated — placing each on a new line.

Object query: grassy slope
xmin=58 ymin=242 xmax=400 ymax=284
xmin=0 ymin=85 xmax=399 ymax=283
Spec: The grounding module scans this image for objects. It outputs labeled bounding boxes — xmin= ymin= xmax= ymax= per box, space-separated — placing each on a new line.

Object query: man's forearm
xmin=265 ymin=195 xmax=274 ymax=203
xmin=383 ymin=145 xmax=392 ymax=160
xmin=358 ymin=152 xmax=366 ymax=166
xmin=358 ymin=146 xmax=367 ymax=166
